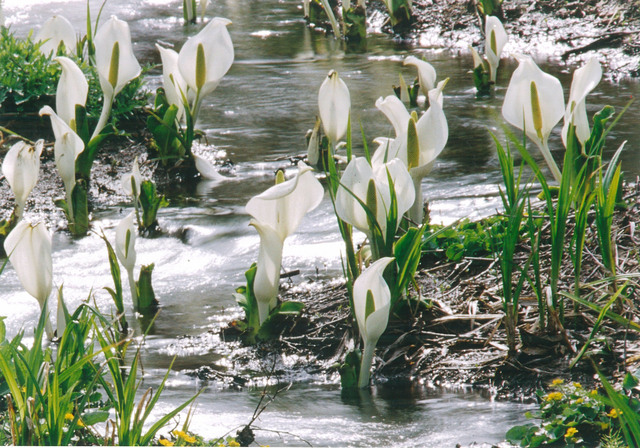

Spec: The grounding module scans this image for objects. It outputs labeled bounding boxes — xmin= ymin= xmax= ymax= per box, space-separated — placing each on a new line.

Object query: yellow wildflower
xmin=172 ymin=430 xmax=196 ymax=444
xmin=600 ymin=422 xmax=609 ymax=430
xmin=573 ymin=382 xmax=582 ymax=389
xmin=565 ymin=427 xmax=578 ymax=438
xmin=228 ymin=441 xmax=240 ymax=447
xmin=64 ymin=413 xmax=85 ymax=427
xmin=159 ymin=438 xmax=174 ymax=447
xmin=551 ymin=379 xmax=564 ymax=386
xmin=589 ymin=389 xmax=599 ymax=397
xmin=575 ymin=398 xmax=584 ymax=404
xmin=546 ymin=392 xmax=563 ymax=401
xmin=607 ymin=409 xmax=622 ymax=418
xmin=564 ymin=427 xmax=578 ymax=438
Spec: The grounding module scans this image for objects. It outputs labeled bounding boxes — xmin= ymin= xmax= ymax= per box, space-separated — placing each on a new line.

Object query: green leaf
xmin=81 ymin=410 xmax=110 ymax=426
xmin=137 ymin=264 xmax=159 ymax=314
xmin=623 ymin=372 xmax=639 ymax=391
xmin=139 ymin=180 xmax=168 ymax=230
xmin=277 ymin=301 xmax=305 ymax=314
xmin=505 ymin=424 xmax=537 ymax=442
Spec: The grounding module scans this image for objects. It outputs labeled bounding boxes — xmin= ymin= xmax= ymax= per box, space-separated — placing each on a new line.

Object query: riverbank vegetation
xmin=1 ymin=0 xmax=640 ymax=446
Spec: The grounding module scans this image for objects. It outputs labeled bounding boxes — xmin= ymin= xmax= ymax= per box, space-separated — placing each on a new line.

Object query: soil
xmin=2 ymin=0 xmax=640 ymax=414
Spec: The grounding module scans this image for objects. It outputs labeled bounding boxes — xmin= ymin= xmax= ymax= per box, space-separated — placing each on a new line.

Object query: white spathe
xmin=373 ymin=82 xmax=448 ymax=223
xmin=193 ymin=153 xmax=224 ymax=181
xmin=115 ymin=212 xmax=139 ymax=310
xmin=318 ymin=70 xmax=351 ymax=145
xmin=39 ymin=106 xmax=85 ymax=221
xmin=156 ymin=44 xmax=189 ymax=121
xmin=54 ymin=56 xmax=88 ymax=128
xmin=4 ymin=220 xmax=54 ymax=338
xmin=375 ymin=95 xmax=411 ymax=137
xmin=115 ymin=212 xmax=137 ymax=273
xmin=2 ymin=140 xmax=43 ymax=219
xmin=121 ymin=157 xmax=142 ymax=197
xmin=502 ymin=54 xmax=564 ymax=182
xmin=93 ymin=16 xmax=141 ymax=138
xmin=246 ymin=162 xmax=324 ymax=324
xmin=335 ymin=157 xmax=414 ymax=241
xmin=485 ymin=16 xmax=508 ymax=82
xmin=94 ymin=16 xmax=141 ymax=100
xmin=353 ymin=256 xmax=395 ymax=388
xmin=35 ymin=15 xmax=76 ymax=56
xmin=561 ymin=58 xmax=602 ymax=147
xmin=178 ymin=17 xmax=234 ymax=103
xmin=404 ymin=56 xmax=436 ymax=97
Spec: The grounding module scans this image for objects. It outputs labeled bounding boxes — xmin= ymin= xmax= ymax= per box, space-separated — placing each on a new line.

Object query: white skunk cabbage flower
xmin=2 ymin=140 xmax=43 ymax=219
xmin=502 ymin=55 xmax=564 ymax=182
xmin=404 ymin=56 xmax=436 ymax=97
xmin=246 ymin=162 xmax=323 ymax=324
xmin=375 ymin=95 xmax=411 ymax=137
xmin=561 ymin=58 xmax=602 ymax=148
xmin=121 ymin=157 xmax=142 ymax=197
xmin=336 ymin=157 xmax=414 ymax=241
xmin=470 ymin=46 xmax=485 ymax=70
xmin=93 ymin=16 xmax=141 ymax=138
xmin=115 ymin=212 xmax=137 ymax=273
xmin=4 ymin=220 xmax=54 ymax=338
xmin=373 ymin=81 xmax=448 ymax=223
xmin=318 ymin=70 xmax=351 ymax=145
xmin=193 ymin=153 xmax=224 ymax=181
xmin=35 ymin=15 xmax=76 ymax=56
xmin=200 ymin=0 xmax=209 ymax=20
xmin=94 ymin=16 xmax=141 ymax=100
xmin=54 ymin=56 xmax=88 ymax=128
xmin=39 ymin=106 xmax=85 ymax=221
xmin=354 ymin=256 xmax=394 ymax=388
xmin=156 ymin=44 xmax=189 ymax=121
xmin=485 ymin=16 xmax=508 ymax=82
xmin=115 ymin=212 xmax=138 ymax=310
xmin=178 ymin=17 xmax=234 ymax=120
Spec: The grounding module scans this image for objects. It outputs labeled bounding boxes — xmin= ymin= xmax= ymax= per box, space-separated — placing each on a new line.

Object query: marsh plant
xmin=498 ymin=57 xmax=630 ymax=335
xmin=121 ymin=158 xmax=168 ymax=232
xmin=0 ymin=140 xmax=44 ymax=254
xmin=183 ymin=0 xmax=209 ymax=24
xmin=470 ymin=15 xmax=508 ymax=96
xmin=37 ymin=15 xmax=143 ymax=236
xmin=149 ymin=17 xmax=233 ymax=173
xmin=507 ymin=376 xmax=640 ymax=447
xmin=0 ymin=298 xmax=198 ymax=445
xmin=234 ymin=163 xmax=323 ymax=343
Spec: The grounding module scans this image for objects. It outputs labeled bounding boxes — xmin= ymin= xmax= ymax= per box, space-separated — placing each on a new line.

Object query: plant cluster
xmin=507 ymin=375 xmax=640 ymax=448
xmin=0 ymin=29 xmax=60 ymax=113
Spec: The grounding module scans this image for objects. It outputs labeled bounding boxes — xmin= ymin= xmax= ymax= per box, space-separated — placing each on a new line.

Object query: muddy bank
xmin=380 ymin=0 xmax=640 ymax=80
xmin=177 ymin=183 xmax=640 ymax=402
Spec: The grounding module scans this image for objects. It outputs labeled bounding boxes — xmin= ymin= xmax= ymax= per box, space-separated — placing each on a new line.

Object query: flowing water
xmin=3 ymin=0 xmax=640 ymax=445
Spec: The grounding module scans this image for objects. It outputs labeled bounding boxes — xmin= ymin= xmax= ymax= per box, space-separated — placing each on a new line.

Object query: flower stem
xmin=409 ymin=174 xmax=424 ymax=224
xmin=257 ymin=300 xmax=271 ymax=326
xmin=126 ymin=266 xmax=138 ymax=312
xmin=358 ymin=341 xmax=376 ymax=388
xmin=535 ymin=140 xmax=562 ymax=183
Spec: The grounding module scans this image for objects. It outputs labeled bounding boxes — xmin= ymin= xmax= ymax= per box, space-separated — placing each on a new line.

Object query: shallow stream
xmin=3 ymin=0 xmax=640 ymax=445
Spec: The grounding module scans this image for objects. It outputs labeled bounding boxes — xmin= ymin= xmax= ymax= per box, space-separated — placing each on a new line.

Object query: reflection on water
xmin=2 ymin=0 xmax=638 ymax=444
